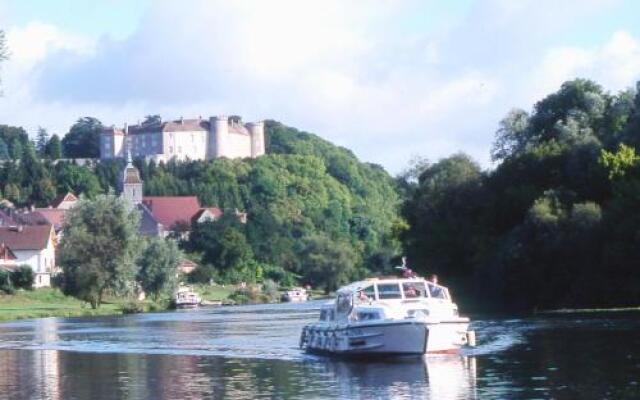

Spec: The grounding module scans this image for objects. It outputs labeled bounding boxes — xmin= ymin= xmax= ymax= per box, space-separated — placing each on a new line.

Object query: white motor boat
xmin=281 ymin=287 xmax=309 ymax=302
xmin=300 ymin=277 xmax=475 ymax=356
xmin=173 ymin=286 xmax=202 ymax=309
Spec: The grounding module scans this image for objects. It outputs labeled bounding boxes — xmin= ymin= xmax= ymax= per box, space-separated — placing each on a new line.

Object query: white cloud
xmin=0 ymin=0 xmax=638 ymax=173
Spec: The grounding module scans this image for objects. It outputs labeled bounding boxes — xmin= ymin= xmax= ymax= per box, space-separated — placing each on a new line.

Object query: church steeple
xmin=121 ymin=138 xmax=143 ymax=205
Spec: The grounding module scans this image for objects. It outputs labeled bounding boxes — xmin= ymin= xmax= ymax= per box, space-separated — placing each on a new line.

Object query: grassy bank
xmin=535 ymin=306 xmax=640 ymax=315
xmin=0 ymin=288 xmax=127 ymax=322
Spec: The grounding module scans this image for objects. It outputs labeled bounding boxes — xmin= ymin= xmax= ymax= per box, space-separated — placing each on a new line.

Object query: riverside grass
xmin=0 ymin=288 xmax=125 ymax=322
xmin=0 ymin=285 xmax=238 ymax=322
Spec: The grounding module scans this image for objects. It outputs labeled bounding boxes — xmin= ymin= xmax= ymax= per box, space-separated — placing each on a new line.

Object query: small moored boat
xmin=281 ymin=287 xmax=309 ymax=302
xmin=173 ymin=286 xmax=202 ymax=309
xmin=300 ymin=276 xmax=475 ymax=357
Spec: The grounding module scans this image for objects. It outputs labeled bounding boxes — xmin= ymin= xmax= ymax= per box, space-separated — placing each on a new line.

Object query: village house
xmin=0 ymin=224 xmax=57 ymax=288
xmin=9 ymin=192 xmax=79 ymax=236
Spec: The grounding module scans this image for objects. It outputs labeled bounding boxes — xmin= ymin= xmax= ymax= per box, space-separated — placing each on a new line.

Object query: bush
xmin=262 ymin=279 xmax=279 ymax=302
xmin=121 ymin=301 xmax=144 ymax=314
xmin=11 ymin=266 xmax=34 ymax=290
xmin=187 ymin=264 xmax=219 ymax=284
xmin=0 ymin=269 xmax=13 ymax=294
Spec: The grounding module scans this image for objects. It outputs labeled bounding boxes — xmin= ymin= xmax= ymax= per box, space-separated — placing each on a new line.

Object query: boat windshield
xmin=402 ymin=282 xmax=427 ymax=299
xmin=377 ymin=283 xmax=402 ymax=300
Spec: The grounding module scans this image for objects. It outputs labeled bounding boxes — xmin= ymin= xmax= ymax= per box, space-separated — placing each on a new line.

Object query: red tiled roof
xmin=51 ymin=192 xmax=78 ymax=208
xmin=142 ymin=196 xmax=201 ymax=229
xmin=33 ymin=209 xmax=67 ymax=230
xmin=0 ymin=225 xmax=53 ymax=250
xmin=178 ymin=259 xmax=198 ymax=274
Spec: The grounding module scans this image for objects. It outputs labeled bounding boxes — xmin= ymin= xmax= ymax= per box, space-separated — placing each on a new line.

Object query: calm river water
xmin=0 ymin=301 xmax=639 ymax=399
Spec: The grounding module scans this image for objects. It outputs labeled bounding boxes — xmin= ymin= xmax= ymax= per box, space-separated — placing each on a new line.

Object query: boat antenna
xmin=394 ymin=256 xmax=416 ymax=278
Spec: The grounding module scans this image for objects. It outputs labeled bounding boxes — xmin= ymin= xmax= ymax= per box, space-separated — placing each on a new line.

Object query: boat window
xmin=427 ymin=283 xmax=448 ymax=299
xmin=376 ymin=283 xmax=402 ymax=300
xmin=402 ymin=282 xmax=427 ymax=298
xmin=320 ymin=310 xmax=328 ymax=321
xmin=356 ymin=311 xmax=380 ymax=321
xmin=356 ymin=285 xmax=376 ymax=304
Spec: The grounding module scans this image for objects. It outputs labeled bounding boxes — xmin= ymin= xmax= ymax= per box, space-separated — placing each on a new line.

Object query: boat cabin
xmin=319 ymin=278 xmax=457 ymax=323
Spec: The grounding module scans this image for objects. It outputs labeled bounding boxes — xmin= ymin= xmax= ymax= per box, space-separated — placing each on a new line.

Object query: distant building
xmin=101 ymin=116 xmax=265 ymax=162
xmin=50 ymin=192 xmax=78 ymax=210
xmin=0 ymin=225 xmax=57 ymax=287
xmin=119 ymin=156 xmax=236 ymax=237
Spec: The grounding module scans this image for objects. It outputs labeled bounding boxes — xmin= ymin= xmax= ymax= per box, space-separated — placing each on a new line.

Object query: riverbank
xmin=0 ymin=288 xmax=127 ymax=322
xmin=535 ymin=306 xmax=640 ymax=315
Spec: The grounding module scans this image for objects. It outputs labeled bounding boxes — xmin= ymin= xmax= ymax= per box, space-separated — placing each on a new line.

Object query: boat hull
xmin=301 ymin=320 xmax=471 ymax=357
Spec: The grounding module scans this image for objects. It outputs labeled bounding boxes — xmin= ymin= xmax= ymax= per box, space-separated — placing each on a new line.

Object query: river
xmin=0 ymin=301 xmax=639 ymax=399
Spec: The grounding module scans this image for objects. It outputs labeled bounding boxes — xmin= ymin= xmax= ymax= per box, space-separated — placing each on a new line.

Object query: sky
xmin=1 ymin=0 xmax=640 ymax=173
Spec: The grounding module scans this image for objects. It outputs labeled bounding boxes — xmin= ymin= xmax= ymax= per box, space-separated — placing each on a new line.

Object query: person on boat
xmin=357 ymin=290 xmax=369 ymax=302
xmin=404 ymin=285 xmax=418 ymax=298
xmin=428 ymin=274 xmax=444 ymax=298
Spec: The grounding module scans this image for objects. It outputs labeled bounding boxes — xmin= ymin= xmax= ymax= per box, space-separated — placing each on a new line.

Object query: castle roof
xmin=141 ymin=196 xmax=202 ymax=229
xmin=127 ymin=119 xmax=209 ymax=134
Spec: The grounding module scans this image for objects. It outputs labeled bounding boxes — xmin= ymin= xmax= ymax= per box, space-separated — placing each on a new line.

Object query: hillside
xmin=0 ymin=120 xmax=404 ymax=291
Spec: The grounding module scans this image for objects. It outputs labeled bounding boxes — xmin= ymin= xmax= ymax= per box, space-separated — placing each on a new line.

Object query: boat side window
xmin=376 ymin=283 xmax=402 ymax=300
xmin=356 ymin=311 xmax=380 ymax=321
xmin=402 ymin=282 xmax=427 ymax=298
xmin=356 ymin=285 xmax=376 ymax=303
xmin=427 ymin=283 xmax=447 ymax=299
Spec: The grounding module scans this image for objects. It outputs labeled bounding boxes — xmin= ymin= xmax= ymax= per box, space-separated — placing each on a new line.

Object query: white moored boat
xmin=173 ymin=286 xmax=202 ymax=309
xmin=300 ymin=276 xmax=475 ymax=356
xmin=281 ymin=287 xmax=309 ymax=302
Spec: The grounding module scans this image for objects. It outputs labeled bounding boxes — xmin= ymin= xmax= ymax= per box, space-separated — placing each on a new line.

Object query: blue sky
xmin=1 ymin=0 xmax=640 ymax=173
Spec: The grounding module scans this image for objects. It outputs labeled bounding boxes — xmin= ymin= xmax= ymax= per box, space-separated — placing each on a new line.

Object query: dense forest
xmin=401 ymin=79 xmax=640 ymax=311
xmin=3 ymin=78 xmax=640 ymax=311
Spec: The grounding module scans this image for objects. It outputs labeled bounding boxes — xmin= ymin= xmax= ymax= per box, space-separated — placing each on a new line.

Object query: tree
xmin=299 ymin=234 xmax=358 ymax=292
xmin=62 ymin=117 xmax=103 ymax=158
xmin=59 ymin=196 xmax=141 ymax=308
xmin=142 ymin=115 xmax=161 ymax=126
xmin=0 ymin=138 xmax=9 ymax=160
xmin=189 ymin=219 xmax=254 ymax=272
xmin=9 ymin=137 xmax=22 ymax=160
xmin=44 ymin=134 xmax=62 ymax=159
xmin=137 ymin=237 xmax=182 ymax=300
xmin=36 ymin=127 xmax=49 ymax=156
xmin=11 ymin=265 xmax=34 ymax=290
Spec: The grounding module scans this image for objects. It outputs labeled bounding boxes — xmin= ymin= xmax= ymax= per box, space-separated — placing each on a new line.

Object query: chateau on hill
xmin=101 ymin=115 xmax=265 ymax=162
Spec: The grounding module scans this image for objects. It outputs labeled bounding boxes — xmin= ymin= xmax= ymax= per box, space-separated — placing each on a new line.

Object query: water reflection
xmin=2 ymin=305 xmax=640 ymax=399
xmin=0 ymin=350 xmax=478 ymax=400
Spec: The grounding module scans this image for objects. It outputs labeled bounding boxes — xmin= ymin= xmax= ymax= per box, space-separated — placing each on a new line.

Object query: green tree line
xmin=401 ymin=79 xmax=640 ymax=312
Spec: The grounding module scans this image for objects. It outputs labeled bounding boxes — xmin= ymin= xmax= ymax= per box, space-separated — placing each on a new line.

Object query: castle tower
xmin=121 ymin=140 xmax=143 ymax=205
xmin=207 ymin=115 xmax=229 ymax=159
xmin=247 ymin=121 xmax=265 ymax=157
